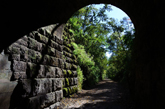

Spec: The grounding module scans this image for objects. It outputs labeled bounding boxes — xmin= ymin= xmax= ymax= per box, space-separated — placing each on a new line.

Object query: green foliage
xmin=66 ymin=4 xmax=135 ymax=87
xmin=72 ymin=42 xmax=95 ymax=67
xmin=72 ymin=42 xmax=100 ymax=86
xmin=106 ymin=22 xmax=135 ymax=82
xmin=77 ymin=66 xmax=84 ymax=90
xmin=102 ymin=70 xmax=107 ymax=80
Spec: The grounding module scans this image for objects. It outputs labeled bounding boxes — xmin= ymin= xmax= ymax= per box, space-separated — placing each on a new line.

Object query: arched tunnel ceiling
xmin=1 ymin=0 xmax=163 ymax=52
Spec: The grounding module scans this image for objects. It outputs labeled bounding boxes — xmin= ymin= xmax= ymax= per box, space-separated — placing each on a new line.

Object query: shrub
xmin=77 ymin=66 xmax=84 ymax=90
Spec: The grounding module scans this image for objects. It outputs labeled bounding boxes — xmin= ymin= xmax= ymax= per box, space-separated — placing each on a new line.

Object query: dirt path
xmin=60 ymin=79 xmax=135 ymax=109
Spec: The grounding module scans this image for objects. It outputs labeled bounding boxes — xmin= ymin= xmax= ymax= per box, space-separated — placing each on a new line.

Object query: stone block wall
xmin=62 ymin=32 xmax=78 ymax=97
xmin=0 ymin=24 xmax=78 ymax=109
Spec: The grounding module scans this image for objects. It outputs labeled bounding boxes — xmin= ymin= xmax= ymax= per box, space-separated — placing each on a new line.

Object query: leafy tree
xmin=106 ymin=18 xmax=135 ymax=82
xmin=67 ymin=4 xmax=135 ymax=87
xmin=68 ymin=4 xmax=113 ymax=82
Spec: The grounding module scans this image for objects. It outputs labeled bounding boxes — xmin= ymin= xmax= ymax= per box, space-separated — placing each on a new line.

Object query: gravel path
xmin=60 ymin=79 xmax=135 ymax=109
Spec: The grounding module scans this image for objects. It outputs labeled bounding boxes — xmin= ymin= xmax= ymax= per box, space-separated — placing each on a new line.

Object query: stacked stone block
xmin=3 ymin=25 xmax=64 ymax=109
xmin=62 ymin=30 xmax=78 ymax=97
xmin=0 ymin=24 xmax=78 ymax=109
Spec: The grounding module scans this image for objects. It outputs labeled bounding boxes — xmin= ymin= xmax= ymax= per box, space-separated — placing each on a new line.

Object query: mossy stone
xmin=63 ymin=88 xmax=68 ymax=97
xmin=67 ymin=70 xmax=72 ymax=77
xmin=68 ymin=87 xmax=72 ymax=95
xmin=65 ymin=78 xmax=69 ymax=86
xmin=63 ymin=70 xmax=67 ymax=77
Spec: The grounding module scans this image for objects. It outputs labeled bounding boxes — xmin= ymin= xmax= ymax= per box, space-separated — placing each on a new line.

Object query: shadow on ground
xmin=61 ymin=79 xmax=135 ymax=109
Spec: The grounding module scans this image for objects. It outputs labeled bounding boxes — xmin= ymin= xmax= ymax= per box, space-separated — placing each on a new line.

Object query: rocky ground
xmin=60 ymin=79 xmax=135 ymax=109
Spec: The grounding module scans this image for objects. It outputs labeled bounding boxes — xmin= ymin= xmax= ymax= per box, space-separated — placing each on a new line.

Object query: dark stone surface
xmin=0 ymin=24 xmax=69 ymax=109
xmin=49 ymin=56 xmax=58 ymax=67
xmin=37 ymin=65 xmax=45 ymax=78
xmin=55 ymin=90 xmax=63 ymax=102
xmin=33 ymin=79 xmax=52 ymax=96
xmin=45 ymin=66 xmax=55 ymax=78
xmin=35 ymin=33 xmax=49 ymax=44
xmin=47 ymin=46 xmax=56 ymax=56
xmin=55 ymin=50 xmax=62 ymax=58
xmin=12 ymin=60 xmax=27 ymax=72
xmin=56 ymin=67 xmax=63 ymax=78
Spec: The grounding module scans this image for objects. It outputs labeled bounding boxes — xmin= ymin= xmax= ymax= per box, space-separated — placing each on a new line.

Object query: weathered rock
xmin=55 ymin=90 xmax=63 ymax=102
xmin=50 ymin=40 xmax=58 ymax=48
xmin=65 ymin=78 xmax=69 ymax=87
xmin=72 ymin=71 xmax=77 ymax=77
xmin=55 ymin=67 xmax=63 ymax=78
xmin=52 ymin=78 xmax=63 ymax=91
xmin=44 ymin=92 xmax=56 ymax=106
xmin=67 ymin=70 xmax=72 ymax=77
xmin=74 ymin=78 xmax=78 ymax=85
xmin=49 ymin=102 xmax=61 ymax=109
xmin=37 ymin=28 xmax=47 ymax=36
xmin=33 ymin=78 xmax=52 ymax=96
xmin=64 ymin=62 xmax=69 ymax=69
xmin=51 ymin=35 xmax=56 ymax=41
xmin=58 ymin=59 xmax=64 ymax=68
xmin=66 ymin=57 xmax=73 ymax=63
xmin=28 ymin=37 xmax=38 ymax=50
xmin=47 ymin=46 xmax=56 ymax=56
xmin=56 ymin=37 xmax=63 ymax=45
xmin=27 ymin=95 xmax=45 ymax=109
xmin=28 ymin=31 xmax=37 ymax=39
xmin=37 ymin=65 xmax=45 ymax=78
xmin=56 ymin=78 xmax=63 ymax=89
xmin=62 ymin=70 xmax=67 ymax=77
xmin=45 ymin=66 xmax=55 ymax=78
xmin=49 ymin=56 xmax=58 ymax=67
xmin=20 ymin=79 xmax=32 ymax=97
xmin=63 ymin=46 xmax=72 ymax=53
xmin=55 ymin=50 xmax=62 ymax=58
xmin=13 ymin=72 xmax=27 ymax=80
xmin=22 ymin=35 xmax=28 ymax=42
xmin=35 ymin=33 xmax=49 ymax=44
xmin=36 ymin=42 xmax=43 ymax=52
xmin=28 ymin=49 xmax=36 ymax=63
xmin=42 ymin=55 xmax=50 ymax=65
xmin=35 ymin=51 xmax=42 ymax=63
xmin=71 ymin=64 xmax=77 ymax=70
xmin=27 ymin=62 xmax=37 ymax=78
xmin=63 ymin=51 xmax=72 ymax=58
xmin=16 ymin=39 xmax=28 ymax=47
xmin=58 ymin=45 xmax=63 ymax=52
xmin=6 ymin=46 xmax=20 ymax=54
xmin=69 ymin=78 xmax=74 ymax=86
xmin=12 ymin=60 xmax=27 ymax=72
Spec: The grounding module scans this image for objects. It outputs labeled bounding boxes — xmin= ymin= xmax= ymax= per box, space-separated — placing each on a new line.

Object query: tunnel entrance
xmin=1 ymin=0 xmax=165 ymax=109
xmin=61 ymin=4 xmax=136 ymax=108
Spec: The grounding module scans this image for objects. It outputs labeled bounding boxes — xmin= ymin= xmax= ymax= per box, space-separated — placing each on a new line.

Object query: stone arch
xmin=1 ymin=0 xmax=165 ymax=109
xmin=1 ymin=0 xmax=144 ymax=52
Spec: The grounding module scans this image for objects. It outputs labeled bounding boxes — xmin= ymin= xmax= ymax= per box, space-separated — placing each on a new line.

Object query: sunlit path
xmin=60 ymin=79 xmax=135 ymax=109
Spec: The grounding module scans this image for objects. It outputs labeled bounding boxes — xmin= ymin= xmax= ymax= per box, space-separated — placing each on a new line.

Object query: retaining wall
xmin=0 ymin=24 xmax=78 ymax=109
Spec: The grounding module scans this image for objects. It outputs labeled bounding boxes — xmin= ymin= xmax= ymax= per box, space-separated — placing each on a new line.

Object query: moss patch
xmin=63 ymin=88 xmax=68 ymax=97
xmin=63 ymin=70 xmax=67 ymax=77
xmin=65 ymin=78 xmax=69 ymax=86
xmin=67 ymin=70 xmax=72 ymax=77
